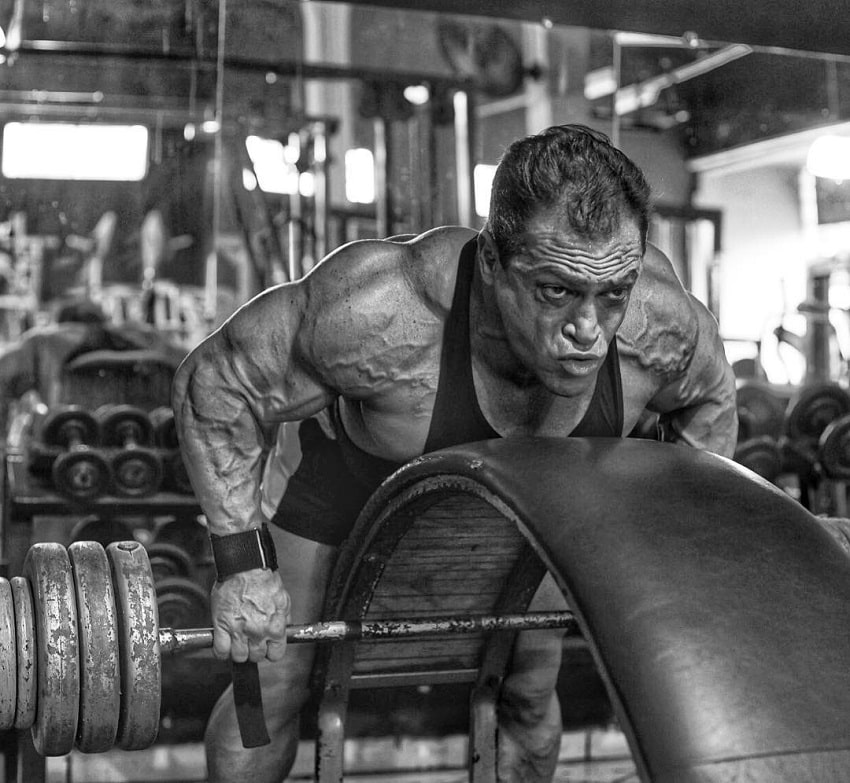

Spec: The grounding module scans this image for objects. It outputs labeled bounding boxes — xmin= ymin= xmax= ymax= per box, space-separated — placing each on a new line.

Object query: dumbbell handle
xmin=158 ymin=610 xmax=578 ymax=654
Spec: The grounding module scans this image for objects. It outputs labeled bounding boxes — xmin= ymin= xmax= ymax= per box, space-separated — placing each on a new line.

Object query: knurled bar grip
xmin=158 ymin=611 xmax=578 ymax=654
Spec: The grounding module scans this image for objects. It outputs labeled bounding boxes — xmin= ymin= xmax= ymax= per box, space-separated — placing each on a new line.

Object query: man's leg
xmin=205 ymin=525 xmax=337 ymax=783
xmin=497 ymin=572 xmax=567 ymax=783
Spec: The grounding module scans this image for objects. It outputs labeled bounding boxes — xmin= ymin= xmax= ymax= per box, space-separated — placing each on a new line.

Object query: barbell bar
xmin=1 ymin=540 xmax=577 ymax=756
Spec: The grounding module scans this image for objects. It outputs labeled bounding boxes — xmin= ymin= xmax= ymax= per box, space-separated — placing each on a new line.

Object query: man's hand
xmin=209 ymin=569 xmax=291 ymax=663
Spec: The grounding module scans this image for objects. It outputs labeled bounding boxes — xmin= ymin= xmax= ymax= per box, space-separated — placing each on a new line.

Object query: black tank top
xmin=334 ymin=237 xmax=624 ymax=487
xmin=274 ymin=238 xmax=626 ymax=545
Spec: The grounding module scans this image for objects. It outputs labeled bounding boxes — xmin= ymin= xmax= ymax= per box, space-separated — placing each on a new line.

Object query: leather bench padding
xmin=366 ymin=438 xmax=850 ymax=782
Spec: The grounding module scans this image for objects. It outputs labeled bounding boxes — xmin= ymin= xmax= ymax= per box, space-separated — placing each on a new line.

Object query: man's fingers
xmin=266 ymin=638 xmax=287 ymax=662
xmin=212 ymin=626 xmax=232 ymax=660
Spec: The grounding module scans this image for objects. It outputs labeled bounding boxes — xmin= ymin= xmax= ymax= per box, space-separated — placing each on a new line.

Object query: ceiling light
xmin=806 ymin=135 xmax=850 ymax=181
xmin=403 ymin=84 xmax=430 ymax=106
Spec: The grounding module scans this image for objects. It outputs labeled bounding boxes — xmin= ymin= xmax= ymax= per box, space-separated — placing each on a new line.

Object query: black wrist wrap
xmin=210 ymin=524 xmax=278 ymax=581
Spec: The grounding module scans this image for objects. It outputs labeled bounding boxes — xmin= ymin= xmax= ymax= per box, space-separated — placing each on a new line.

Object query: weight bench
xmin=312 ymin=437 xmax=850 ymax=782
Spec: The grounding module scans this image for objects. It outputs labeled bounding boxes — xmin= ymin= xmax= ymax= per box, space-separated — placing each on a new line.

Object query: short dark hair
xmin=486 ymin=124 xmax=651 ymax=260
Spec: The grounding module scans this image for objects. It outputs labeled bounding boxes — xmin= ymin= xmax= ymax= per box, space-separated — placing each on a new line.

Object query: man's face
xmin=488 ymin=211 xmax=643 ymax=396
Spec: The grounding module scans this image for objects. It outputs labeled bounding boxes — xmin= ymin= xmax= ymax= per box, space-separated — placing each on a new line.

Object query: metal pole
xmin=374 ymin=117 xmax=390 ymax=237
xmin=159 ymin=611 xmax=578 ymax=654
xmin=312 ymin=121 xmax=329 ymax=261
xmin=205 ymin=0 xmax=227 ymax=327
xmin=453 ymin=90 xmax=475 ymax=226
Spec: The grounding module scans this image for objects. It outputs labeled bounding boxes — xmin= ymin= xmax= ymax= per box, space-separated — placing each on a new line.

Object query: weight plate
xmin=149 ymin=406 xmax=178 ymax=450
xmin=10 ymin=576 xmax=36 ymax=729
xmin=23 ymin=543 xmax=80 ymax=756
xmin=146 ymin=543 xmax=194 ymax=581
xmin=785 ymin=382 xmax=850 ymax=441
xmin=42 ymin=406 xmax=100 ymax=447
xmin=69 ymin=516 xmax=134 ymax=547
xmin=819 ymin=413 xmax=850 ymax=479
xmin=97 ymin=405 xmax=154 ymax=447
xmin=110 ymin=448 xmax=163 ymax=498
xmin=155 ymin=577 xmax=210 ymax=629
xmin=735 ymin=382 xmax=787 ymax=440
xmin=51 ymin=448 xmax=112 ymax=500
xmin=69 ymin=541 xmax=121 ymax=752
xmin=163 ymin=450 xmax=194 ymax=495
xmin=778 ymin=435 xmax=818 ymax=476
xmin=154 ymin=518 xmax=212 ymax=564
xmin=106 ymin=541 xmax=161 ymax=750
xmin=0 ymin=578 xmax=16 ymax=730
xmin=733 ymin=436 xmax=783 ymax=482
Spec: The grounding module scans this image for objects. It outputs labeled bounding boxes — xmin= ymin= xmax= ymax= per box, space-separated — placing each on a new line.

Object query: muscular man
xmin=172 ymin=124 xmax=738 ymax=782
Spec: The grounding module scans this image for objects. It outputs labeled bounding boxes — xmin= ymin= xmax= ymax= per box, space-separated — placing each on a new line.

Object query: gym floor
xmin=44 ymin=728 xmax=638 ymax=782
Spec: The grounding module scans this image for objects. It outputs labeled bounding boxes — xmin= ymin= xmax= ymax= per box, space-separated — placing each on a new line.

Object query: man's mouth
xmin=557 ymin=355 xmax=601 ymax=376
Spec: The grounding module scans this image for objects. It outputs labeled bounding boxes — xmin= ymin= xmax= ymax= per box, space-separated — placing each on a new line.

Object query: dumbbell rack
xmin=1 ymin=447 xmax=201 ymax=577
xmin=1 ymin=441 xmax=202 ymax=783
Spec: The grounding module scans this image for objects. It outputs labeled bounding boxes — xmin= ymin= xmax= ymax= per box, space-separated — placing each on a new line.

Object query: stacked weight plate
xmin=0 ymin=540 xmax=161 ymax=756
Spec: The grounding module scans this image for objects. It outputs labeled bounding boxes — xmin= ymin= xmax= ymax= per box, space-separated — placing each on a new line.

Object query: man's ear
xmin=477 ymin=230 xmax=501 ymax=285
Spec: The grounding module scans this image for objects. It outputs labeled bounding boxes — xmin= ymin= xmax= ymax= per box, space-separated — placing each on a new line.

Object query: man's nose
xmin=562 ymin=303 xmax=599 ymax=348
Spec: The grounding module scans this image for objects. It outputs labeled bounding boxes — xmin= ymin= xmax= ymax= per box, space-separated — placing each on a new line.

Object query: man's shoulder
xmin=617 ymin=244 xmax=699 ymax=380
xmin=310 ymin=225 xmax=476 ymax=314
xmin=404 ymin=226 xmax=477 ymax=312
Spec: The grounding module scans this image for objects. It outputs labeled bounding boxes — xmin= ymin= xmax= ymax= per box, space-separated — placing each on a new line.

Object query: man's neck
xmin=468 ymin=261 xmax=537 ymax=387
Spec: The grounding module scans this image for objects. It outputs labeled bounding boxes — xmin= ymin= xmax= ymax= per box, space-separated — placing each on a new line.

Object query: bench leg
xmin=316 ymin=689 xmax=347 ymax=783
xmin=469 ymin=676 xmax=500 ymax=782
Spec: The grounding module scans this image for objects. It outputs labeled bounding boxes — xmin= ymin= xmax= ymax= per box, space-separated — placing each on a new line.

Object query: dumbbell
xmin=149 ymin=406 xmax=194 ymax=495
xmin=39 ymin=406 xmax=112 ymax=501
xmin=96 ymin=405 xmax=163 ymax=498
xmin=0 ymin=540 xmax=577 ymax=757
xmin=733 ymin=436 xmax=783 ymax=483
xmin=819 ymin=413 xmax=850 ymax=480
xmin=146 ymin=542 xmax=194 ymax=581
xmin=735 ymin=382 xmax=787 ymax=442
xmin=156 ymin=576 xmax=210 ymax=629
xmin=784 ymin=382 xmax=850 ymax=443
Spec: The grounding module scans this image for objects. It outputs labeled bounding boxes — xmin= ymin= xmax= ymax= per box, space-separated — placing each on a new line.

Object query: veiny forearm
xmin=172 ymin=342 xmax=269 ymax=535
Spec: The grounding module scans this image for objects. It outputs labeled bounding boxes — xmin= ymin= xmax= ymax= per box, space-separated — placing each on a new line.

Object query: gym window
xmin=1 ymin=122 xmax=149 ymax=181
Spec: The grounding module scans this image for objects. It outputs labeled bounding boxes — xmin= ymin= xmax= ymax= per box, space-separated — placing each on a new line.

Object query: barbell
xmin=1 ymin=540 xmax=577 ymax=757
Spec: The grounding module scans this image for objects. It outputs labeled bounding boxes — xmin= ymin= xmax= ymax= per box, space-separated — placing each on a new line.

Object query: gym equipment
xmin=3 ymin=439 xmax=850 ymax=781
xmin=96 ymin=404 xmax=163 ymax=498
xmin=314 ymin=438 xmax=850 ymax=782
xmin=733 ymin=435 xmax=782 ymax=482
xmin=735 ymin=381 xmax=787 ymax=440
xmin=146 ymin=542 xmax=194 ymax=581
xmin=107 ymin=540 xmax=161 ymax=750
xmin=155 ymin=576 xmax=210 ymax=629
xmin=819 ymin=413 xmax=850 ymax=480
xmin=68 ymin=515 xmax=135 ymax=547
xmin=68 ymin=540 xmax=120 ymax=753
xmin=22 ymin=542 xmax=80 ymax=756
xmin=10 ymin=577 xmax=36 ymax=730
xmin=784 ymin=381 xmax=850 ymax=441
xmin=149 ymin=406 xmax=178 ymax=450
xmin=152 ymin=518 xmax=212 ymax=564
xmin=0 ymin=539 xmax=575 ymax=757
xmin=0 ymin=578 xmax=15 ymax=730
xmin=149 ymin=406 xmax=194 ymax=495
xmin=40 ymin=406 xmax=111 ymax=501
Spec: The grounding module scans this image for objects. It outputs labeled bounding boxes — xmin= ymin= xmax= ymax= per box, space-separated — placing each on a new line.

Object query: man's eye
xmin=604 ymin=287 xmax=630 ymax=302
xmin=540 ymin=285 xmax=569 ymax=301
